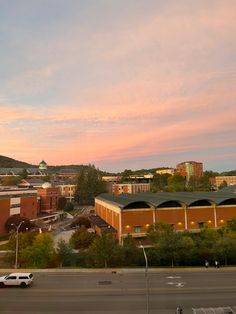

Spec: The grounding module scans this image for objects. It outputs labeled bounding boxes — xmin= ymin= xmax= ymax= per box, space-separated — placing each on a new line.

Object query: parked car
xmin=0 ymin=273 xmax=33 ymax=288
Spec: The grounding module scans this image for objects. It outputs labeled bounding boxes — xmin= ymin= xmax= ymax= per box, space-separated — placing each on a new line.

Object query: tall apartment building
xmin=176 ymin=161 xmax=203 ymax=180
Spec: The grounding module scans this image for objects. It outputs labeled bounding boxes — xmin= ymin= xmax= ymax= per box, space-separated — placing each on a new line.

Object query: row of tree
xmin=4 ymin=220 xmax=236 ymax=268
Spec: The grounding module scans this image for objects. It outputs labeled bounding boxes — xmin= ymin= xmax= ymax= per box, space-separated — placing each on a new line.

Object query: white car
xmin=0 ymin=272 xmax=33 ymax=288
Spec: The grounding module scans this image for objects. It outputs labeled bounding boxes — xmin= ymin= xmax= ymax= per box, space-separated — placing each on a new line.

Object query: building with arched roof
xmin=95 ymin=191 xmax=236 ymax=244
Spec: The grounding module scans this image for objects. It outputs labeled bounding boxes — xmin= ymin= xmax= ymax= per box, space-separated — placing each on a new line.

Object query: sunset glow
xmin=0 ymin=1 xmax=236 ymax=172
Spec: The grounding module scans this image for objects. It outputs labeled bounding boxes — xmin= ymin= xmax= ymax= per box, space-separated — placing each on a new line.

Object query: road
xmin=0 ymin=269 xmax=236 ymax=314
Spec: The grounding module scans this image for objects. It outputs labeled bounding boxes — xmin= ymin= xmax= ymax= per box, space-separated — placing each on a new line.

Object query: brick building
xmin=211 ymin=176 xmax=236 ymax=188
xmin=37 ymin=183 xmax=59 ymax=213
xmin=0 ymin=188 xmax=37 ymax=236
xmin=176 ymin=161 xmax=203 ymax=180
xmin=95 ymin=191 xmax=236 ymax=244
xmin=112 ymin=183 xmax=150 ymax=195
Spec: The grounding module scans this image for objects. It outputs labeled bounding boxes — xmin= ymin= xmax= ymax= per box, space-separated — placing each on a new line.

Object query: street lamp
xmin=140 ymin=245 xmax=149 ymax=314
xmin=11 ymin=221 xmax=25 ymax=269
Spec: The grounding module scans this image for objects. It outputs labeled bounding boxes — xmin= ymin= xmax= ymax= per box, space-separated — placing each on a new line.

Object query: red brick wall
xmin=37 ymin=187 xmax=59 ymax=212
xmin=21 ymin=196 xmax=38 ymax=220
xmin=156 ymin=209 xmax=185 ymax=230
xmin=0 ymin=199 xmax=10 ymax=235
xmin=216 ymin=206 xmax=236 ymax=226
xmin=187 ymin=207 xmax=214 ymax=228
xmin=122 ymin=210 xmax=154 ymax=233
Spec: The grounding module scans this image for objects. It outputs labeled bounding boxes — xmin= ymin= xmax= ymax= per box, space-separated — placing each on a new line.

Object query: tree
xmin=219 ymin=180 xmax=228 ymax=189
xmin=196 ymin=228 xmax=221 ymax=262
xmin=56 ymin=239 xmax=75 ymax=267
xmin=64 ymin=201 xmax=74 ymax=212
xmin=213 ymin=234 xmax=236 ymax=265
xmin=19 ymin=169 xmax=28 ymax=179
xmin=87 ymin=232 xmax=120 ymax=268
xmin=21 ymin=233 xmax=58 ymax=268
xmin=70 ymin=216 xmax=91 ymax=229
xmin=120 ymin=169 xmax=133 ymax=183
xmin=1 ymin=176 xmax=20 ymax=186
xmin=74 ymin=165 xmax=106 ymax=205
xmin=58 ymin=197 xmax=67 ymax=210
xmin=151 ymin=173 xmax=171 ymax=192
xmin=5 ymin=215 xmax=32 ymax=233
xmin=166 ymin=173 xmax=186 ymax=192
xmin=70 ymin=228 xmax=96 ymax=250
xmin=122 ymin=235 xmax=143 ymax=266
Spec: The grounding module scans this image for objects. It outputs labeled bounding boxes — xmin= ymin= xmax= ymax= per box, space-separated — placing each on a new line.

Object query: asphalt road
xmin=0 ymin=269 xmax=236 ymax=314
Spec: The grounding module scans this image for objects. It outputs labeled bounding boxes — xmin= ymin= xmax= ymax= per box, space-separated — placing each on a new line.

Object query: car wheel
xmin=20 ymin=282 xmax=27 ymax=288
xmin=0 ymin=282 xmax=5 ymax=288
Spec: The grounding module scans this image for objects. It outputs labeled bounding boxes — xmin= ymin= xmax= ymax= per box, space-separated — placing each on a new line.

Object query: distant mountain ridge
xmin=0 ymin=155 xmax=33 ymax=168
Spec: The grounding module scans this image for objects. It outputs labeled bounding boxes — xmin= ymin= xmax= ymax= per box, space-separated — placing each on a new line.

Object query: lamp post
xmin=11 ymin=221 xmax=25 ymax=269
xmin=140 ymin=245 xmax=149 ymax=314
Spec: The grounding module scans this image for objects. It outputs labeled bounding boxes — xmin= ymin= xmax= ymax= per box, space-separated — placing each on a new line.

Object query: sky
xmin=0 ymin=0 xmax=236 ymax=173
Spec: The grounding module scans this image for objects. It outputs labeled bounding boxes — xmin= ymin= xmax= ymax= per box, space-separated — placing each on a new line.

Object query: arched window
xmin=189 ymin=200 xmax=212 ymax=207
xmin=157 ymin=201 xmax=182 ymax=208
xmin=219 ymin=198 xmax=236 ymax=205
xmin=124 ymin=201 xmax=151 ymax=209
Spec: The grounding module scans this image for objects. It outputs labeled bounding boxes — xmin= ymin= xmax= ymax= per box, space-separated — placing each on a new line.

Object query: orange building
xmin=176 ymin=161 xmax=203 ymax=180
xmin=95 ymin=191 xmax=236 ymax=244
xmin=0 ymin=188 xmax=37 ymax=235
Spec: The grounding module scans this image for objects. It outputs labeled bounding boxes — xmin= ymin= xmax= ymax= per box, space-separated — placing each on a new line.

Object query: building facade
xmin=211 ymin=176 xmax=236 ymax=188
xmin=95 ymin=192 xmax=236 ymax=244
xmin=0 ymin=188 xmax=38 ymax=235
xmin=37 ymin=183 xmax=59 ymax=213
xmin=112 ymin=183 xmax=150 ymax=195
xmin=176 ymin=161 xmax=203 ymax=180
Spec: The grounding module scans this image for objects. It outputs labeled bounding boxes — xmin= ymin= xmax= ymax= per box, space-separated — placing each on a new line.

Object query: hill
xmin=0 ymin=155 xmax=33 ymax=168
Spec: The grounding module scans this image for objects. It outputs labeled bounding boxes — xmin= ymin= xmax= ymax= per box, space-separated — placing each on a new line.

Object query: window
xmin=6 ymin=276 xmax=17 ymax=280
xmin=134 ymin=226 xmax=141 ymax=233
xmin=198 ymin=222 xmax=204 ymax=229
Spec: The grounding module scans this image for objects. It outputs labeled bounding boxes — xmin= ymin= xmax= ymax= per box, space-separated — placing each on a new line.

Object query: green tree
xmin=87 ymin=232 xmax=120 ymax=268
xmin=19 ymin=169 xmax=28 ymax=180
xmin=219 ymin=180 xmax=228 ymax=189
xmin=75 ymin=165 xmax=106 ymax=205
xmin=166 ymin=173 xmax=186 ymax=192
xmin=1 ymin=176 xmax=20 ymax=186
xmin=226 ymin=219 xmax=236 ymax=232
xmin=120 ymin=169 xmax=133 ymax=183
xmin=56 ymin=239 xmax=75 ymax=267
xmin=151 ymin=173 xmax=171 ymax=192
xmin=196 ymin=228 xmax=221 ymax=262
xmin=122 ymin=235 xmax=142 ymax=266
xmin=70 ymin=228 xmax=96 ymax=250
xmin=213 ymin=234 xmax=236 ymax=265
xmin=64 ymin=201 xmax=74 ymax=212
xmin=21 ymin=233 xmax=57 ymax=268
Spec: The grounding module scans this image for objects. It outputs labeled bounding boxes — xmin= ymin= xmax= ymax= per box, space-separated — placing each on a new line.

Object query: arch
xmin=218 ymin=198 xmax=236 ymax=206
xmin=189 ymin=199 xmax=213 ymax=207
xmin=123 ymin=201 xmax=151 ymax=209
xmin=157 ymin=200 xmax=183 ymax=208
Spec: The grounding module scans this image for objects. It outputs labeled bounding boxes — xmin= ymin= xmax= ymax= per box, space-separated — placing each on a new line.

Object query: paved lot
xmin=0 ymin=269 xmax=235 ymax=313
